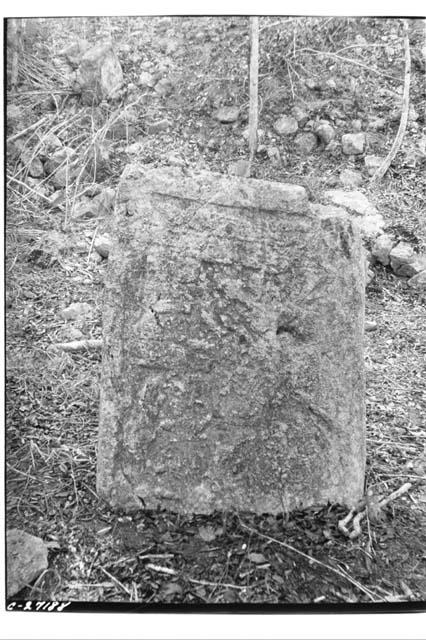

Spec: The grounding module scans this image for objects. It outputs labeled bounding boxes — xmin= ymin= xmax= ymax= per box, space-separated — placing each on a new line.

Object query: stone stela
xmin=97 ymin=165 xmax=366 ymax=514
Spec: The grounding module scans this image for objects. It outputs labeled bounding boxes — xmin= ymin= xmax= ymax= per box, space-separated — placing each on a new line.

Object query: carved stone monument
xmin=97 ymin=166 xmax=365 ymax=513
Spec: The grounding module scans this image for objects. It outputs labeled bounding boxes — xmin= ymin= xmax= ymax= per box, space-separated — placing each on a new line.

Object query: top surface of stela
xmin=97 ymin=166 xmax=366 ymax=514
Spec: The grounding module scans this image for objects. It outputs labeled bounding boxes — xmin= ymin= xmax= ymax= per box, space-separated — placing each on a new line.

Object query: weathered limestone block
xmin=97 ymin=166 xmax=366 ymax=514
xmin=7 ymin=529 xmax=48 ymax=597
xmin=77 ymin=42 xmax=123 ymax=105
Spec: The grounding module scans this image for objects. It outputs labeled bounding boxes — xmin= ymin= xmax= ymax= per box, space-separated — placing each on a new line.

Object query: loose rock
xmin=342 ymin=133 xmax=366 ymax=155
xmin=138 ymin=71 xmax=155 ymax=87
xmin=294 ymin=132 xmax=317 ymax=154
xmin=94 ymin=233 xmax=113 ymax=258
xmin=44 ymin=147 xmax=76 ymax=175
xmin=368 ymin=117 xmax=386 ymax=131
xmin=408 ymin=270 xmax=426 ymax=289
xmin=206 ymin=137 xmax=219 ymax=151
xmin=365 ymin=320 xmax=378 ymax=332
xmin=274 ymin=115 xmax=298 ymax=136
xmin=323 ymin=190 xmax=377 ymax=217
xmin=154 ymin=77 xmax=175 ymax=97
xmin=77 ymin=42 xmax=123 ymax=105
xmin=58 ymin=39 xmax=90 ymax=68
xmin=60 ymin=302 xmax=92 ymax=321
xmin=325 ymin=140 xmax=341 ymax=157
xmin=215 ymin=106 xmax=239 ymax=123
xmin=20 ymin=150 xmax=44 ymax=178
xmin=166 ymin=152 xmax=185 ymax=167
xmin=126 ymin=141 xmax=144 ymax=155
xmin=51 ymin=166 xmax=81 ymax=190
xmin=292 ymin=105 xmax=310 ymax=126
xmin=339 ymin=169 xmax=363 ymax=188
xmin=72 ymin=196 xmax=98 ymax=219
xmin=388 ymin=243 xmax=426 ymax=277
xmin=107 ymin=108 xmax=138 ymax=139
xmin=315 ymin=121 xmax=335 ymax=145
xmin=320 ymin=192 xmax=384 ymax=238
xmin=372 ymin=234 xmax=395 ymax=266
xmin=364 ymin=155 xmax=384 ymax=176
xmin=39 ymin=132 xmax=62 ymax=158
xmin=27 ymin=230 xmax=74 ymax=266
xmin=351 ymin=119 xmax=363 ymax=133
xmin=58 ymin=326 xmax=84 ymax=341
xmin=389 ymin=242 xmax=415 ymax=275
xmin=26 ymin=177 xmax=50 ymax=199
xmin=366 ymin=268 xmax=374 ymax=286
xmin=398 ymin=255 xmax=426 ymax=278
xmin=266 ymin=146 xmax=281 ymax=166
xmin=7 ymin=529 xmax=48 ymax=597
xmin=305 ymin=78 xmax=322 ymax=90
xmin=313 ymin=203 xmax=383 ymax=239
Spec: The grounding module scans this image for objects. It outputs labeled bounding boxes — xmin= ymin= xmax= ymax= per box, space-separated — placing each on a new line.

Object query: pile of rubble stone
xmin=370 ymin=234 xmax=426 ymax=289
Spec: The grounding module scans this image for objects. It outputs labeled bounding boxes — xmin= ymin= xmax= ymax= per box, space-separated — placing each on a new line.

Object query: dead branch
xmin=247 ymin=17 xmax=259 ymax=176
xmin=99 ymin=567 xmax=132 ymax=596
xmin=371 ymin=20 xmax=411 ymax=183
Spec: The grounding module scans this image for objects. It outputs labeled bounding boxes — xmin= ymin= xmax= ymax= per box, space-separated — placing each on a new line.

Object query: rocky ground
xmin=5 ymin=16 xmax=426 ymax=606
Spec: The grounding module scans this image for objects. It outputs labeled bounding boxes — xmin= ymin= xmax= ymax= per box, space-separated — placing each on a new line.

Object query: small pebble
xmin=365 ymin=321 xmax=378 ymax=332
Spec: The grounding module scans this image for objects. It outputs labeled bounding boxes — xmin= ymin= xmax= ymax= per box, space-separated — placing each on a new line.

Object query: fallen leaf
xmin=198 ymin=525 xmax=221 ymax=542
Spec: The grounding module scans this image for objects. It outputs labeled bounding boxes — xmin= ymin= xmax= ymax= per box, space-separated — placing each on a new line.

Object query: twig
xmin=296 ymin=47 xmax=400 ymax=80
xmin=138 ymin=554 xmax=175 ymax=560
xmin=49 ymin=339 xmax=103 ymax=352
xmin=240 ymin=521 xmax=382 ymax=601
xmin=145 ymin=565 xmax=250 ymax=591
xmin=7 ymin=174 xmax=52 ymax=204
xmin=100 ymin=566 xmax=132 ymax=596
xmin=68 ymin=582 xmax=113 ymax=589
xmin=286 ymin=61 xmax=295 ymax=101
xmin=371 ymin=20 xmax=411 ymax=183
xmin=146 ymin=564 xmax=177 ymax=576
xmin=87 ymin=226 xmax=99 ymax=264
xmin=187 ymin=577 xmax=250 ymax=591
xmin=6 ymin=462 xmax=38 ymax=481
xmin=7 ymin=115 xmax=52 ymax=143
xmin=8 ymin=90 xmax=73 ymax=97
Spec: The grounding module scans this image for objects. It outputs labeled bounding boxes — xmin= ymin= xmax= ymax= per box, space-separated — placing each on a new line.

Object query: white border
xmin=2 ymin=0 xmax=426 ymax=16
xmin=2 ymin=3 xmax=425 ymax=639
